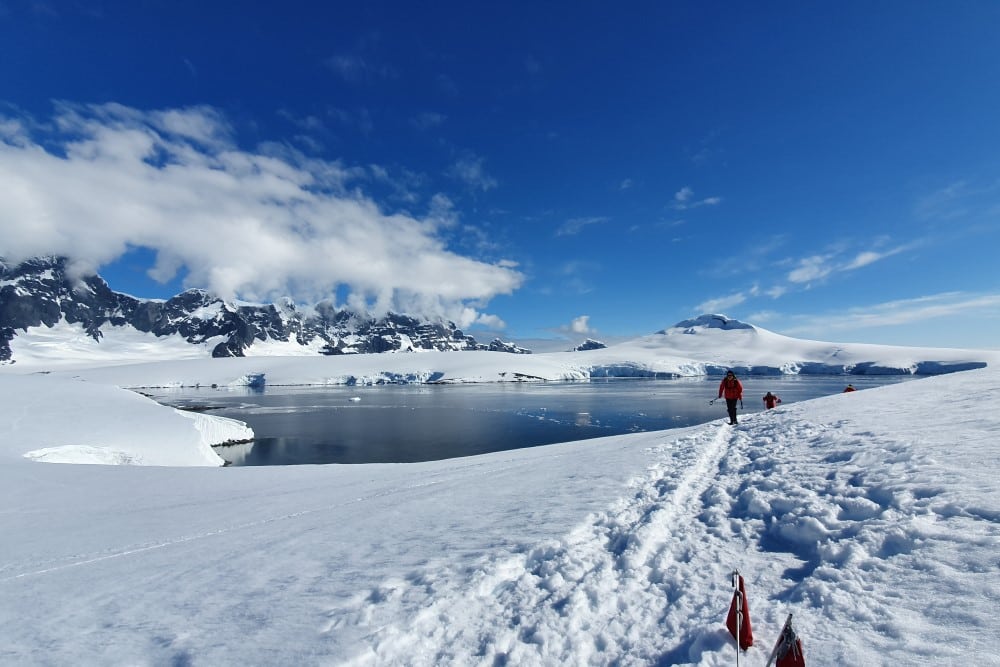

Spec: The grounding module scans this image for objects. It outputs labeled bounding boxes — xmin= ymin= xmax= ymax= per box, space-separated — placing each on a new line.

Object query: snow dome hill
xmin=560 ymin=314 xmax=994 ymax=380
xmin=597 ymin=313 xmax=994 ymax=376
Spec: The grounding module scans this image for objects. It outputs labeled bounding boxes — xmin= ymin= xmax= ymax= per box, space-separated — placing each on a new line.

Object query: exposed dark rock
xmin=663 ymin=314 xmax=756 ymax=334
xmin=573 ymin=338 xmax=607 ymax=351
xmin=0 ymin=256 xmax=531 ymax=363
xmin=487 ymin=338 xmax=531 ymax=354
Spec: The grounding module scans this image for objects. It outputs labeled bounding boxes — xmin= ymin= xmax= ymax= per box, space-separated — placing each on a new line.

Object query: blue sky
xmin=1 ymin=1 xmax=999 ymax=350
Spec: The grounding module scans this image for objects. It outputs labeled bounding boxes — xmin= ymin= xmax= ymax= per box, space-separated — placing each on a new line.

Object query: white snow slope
xmin=0 ymin=362 xmax=998 ymax=663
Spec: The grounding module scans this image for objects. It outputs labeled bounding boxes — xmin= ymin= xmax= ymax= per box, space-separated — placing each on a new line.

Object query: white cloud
xmin=324 ymin=55 xmax=393 ymax=83
xmin=842 ymin=242 xmax=913 ymax=271
xmin=696 ymin=292 xmax=746 ymax=313
xmin=671 ymin=187 xmax=722 ymax=211
xmin=555 ymin=216 xmax=609 ymax=237
xmin=0 ymin=104 xmax=522 ymax=322
xmin=788 ymin=241 xmax=913 ymax=284
xmin=843 ymin=250 xmax=883 ymax=270
xmin=787 ymin=255 xmax=833 ymax=283
xmin=783 ymin=292 xmax=1000 ymax=336
xmin=704 ymin=241 xmax=915 ymax=317
xmin=474 ymin=313 xmax=506 ymax=329
xmin=570 ymin=315 xmax=593 ymax=335
xmin=914 ymin=181 xmax=970 ymax=222
xmin=544 ymin=314 xmax=597 ymax=341
xmin=913 ymin=180 xmax=1000 ymax=231
xmin=0 ymin=117 xmax=27 ymax=145
xmin=554 ymin=260 xmax=600 ymax=295
xmin=447 ymin=154 xmax=497 ymax=192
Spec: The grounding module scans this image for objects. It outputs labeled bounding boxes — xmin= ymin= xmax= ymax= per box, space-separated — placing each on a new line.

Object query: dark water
xmin=150 ymin=376 xmax=916 ymax=466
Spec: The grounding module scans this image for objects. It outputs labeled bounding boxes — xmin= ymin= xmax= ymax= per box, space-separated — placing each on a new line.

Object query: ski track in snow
xmin=329 ymin=410 xmax=1000 ymax=666
xmin=329 ymin=424 xmax=739 ymax=666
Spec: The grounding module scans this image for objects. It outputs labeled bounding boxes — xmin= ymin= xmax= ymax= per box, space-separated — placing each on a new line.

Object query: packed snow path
xmin=340 ymin=424 xmax=740 ymax=665
xmin=1 ymin=370 xmax=998 ymax=665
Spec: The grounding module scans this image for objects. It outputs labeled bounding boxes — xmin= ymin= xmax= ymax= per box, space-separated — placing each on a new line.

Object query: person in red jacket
xmin=763 ymin=391 xmax=781 ymax=409
xmin=718 ymin=370 xmax=743 ymax=424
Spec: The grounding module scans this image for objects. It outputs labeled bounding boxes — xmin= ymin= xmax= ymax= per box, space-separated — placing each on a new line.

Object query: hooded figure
xmin=718 ymin=371 xmax=743 ymax=425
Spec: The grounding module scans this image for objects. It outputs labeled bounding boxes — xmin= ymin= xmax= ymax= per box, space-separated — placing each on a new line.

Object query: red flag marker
xmin=726 ymin=570 xmax=754 ymax=651
xmin=766 ymin=614 xmax=806 ymax=667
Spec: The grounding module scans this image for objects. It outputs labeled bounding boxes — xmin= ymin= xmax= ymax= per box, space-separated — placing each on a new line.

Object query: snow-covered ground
xmin=1 ymin=317 xmax=997 ymax=664
xmin=1 ymin=349 xmax=998 ymax=663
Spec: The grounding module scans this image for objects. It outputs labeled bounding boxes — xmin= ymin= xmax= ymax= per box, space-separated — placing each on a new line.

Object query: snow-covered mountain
xmin=2 ymin=258 xmax=995 ymax=378
xmin=10 ymin=312 xmax=991 ymax=390
xmin=572 ymin=338 xmax=608 ymax=351
xmin=600 ymin=313 xmax=993 ymax=376
xmin=0 ymin=256 xmax=529 ymax=364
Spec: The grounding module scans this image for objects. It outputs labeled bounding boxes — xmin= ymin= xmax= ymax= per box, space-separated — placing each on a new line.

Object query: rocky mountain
xmin=572 ymin=338 xmax=607 ymax=351
xmin=0 ymin=257 xmax=530 ymax=363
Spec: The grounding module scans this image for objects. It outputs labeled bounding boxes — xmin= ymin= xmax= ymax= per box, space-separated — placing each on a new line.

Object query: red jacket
xmin=719 ymin=376 xmax=743 ymax=400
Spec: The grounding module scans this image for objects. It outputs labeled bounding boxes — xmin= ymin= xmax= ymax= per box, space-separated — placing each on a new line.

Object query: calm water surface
xmin=151 ymin=376 xmax=916 ymax=466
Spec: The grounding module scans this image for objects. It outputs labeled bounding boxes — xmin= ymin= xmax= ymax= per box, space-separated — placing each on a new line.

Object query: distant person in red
xmin=718 ymin=370 xmax=743 ymax=424
xmin=843 ymin=384 xmax=856 ymax=393
xmin=763 ymin=391 xmax=781 ymax=409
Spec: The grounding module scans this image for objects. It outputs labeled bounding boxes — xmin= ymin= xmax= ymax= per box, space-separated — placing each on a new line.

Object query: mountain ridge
xmin=0 ymin=256 xmax=530 ymax=364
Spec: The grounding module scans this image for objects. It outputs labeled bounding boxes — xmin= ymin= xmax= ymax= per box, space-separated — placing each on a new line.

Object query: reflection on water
xmin=150 ymin=376 xmax=916 ymax=466
xmin=215 ymin=441 xmax=254 ymax=465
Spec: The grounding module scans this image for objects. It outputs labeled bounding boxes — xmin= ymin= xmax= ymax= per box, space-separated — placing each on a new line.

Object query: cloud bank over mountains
xmin=0 ymin=103 xmax=522 ymax=327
